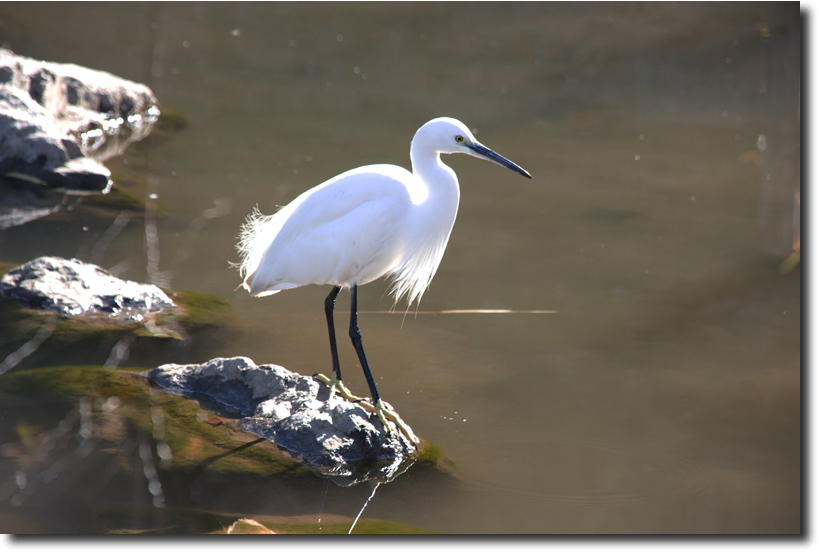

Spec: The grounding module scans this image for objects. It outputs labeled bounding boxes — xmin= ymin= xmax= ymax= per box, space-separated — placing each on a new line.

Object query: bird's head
xmin=413 ymin=117 xmax=532 ymax=179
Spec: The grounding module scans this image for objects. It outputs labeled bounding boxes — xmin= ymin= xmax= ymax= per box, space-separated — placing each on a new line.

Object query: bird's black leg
xmin=324 ymin=285 xmax=343 ymax=382
xmin=348 ymin=284 xmax=418 ymax=443
xmin=316 ymin=286 xmax=362 ymax=402
xmin=348 ymin=284 xmax=381 ymax=405
xmin=321 ymin=284 xmax=417 ymax=442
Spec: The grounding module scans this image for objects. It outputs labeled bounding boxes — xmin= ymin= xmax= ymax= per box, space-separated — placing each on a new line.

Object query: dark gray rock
xmin=0 ymin=48 xmax=159 ymax=228
xmin=0 ymin=256 xmax=174 ymax=321
xmin=0 ymin=86 xmax=106 ymax=190
xmin=146 ymin=357 xmax=418 ymax=482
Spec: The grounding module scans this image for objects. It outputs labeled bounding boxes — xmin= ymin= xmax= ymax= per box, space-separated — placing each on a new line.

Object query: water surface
xmin=0 ymin=2 xmax=800 ymax=534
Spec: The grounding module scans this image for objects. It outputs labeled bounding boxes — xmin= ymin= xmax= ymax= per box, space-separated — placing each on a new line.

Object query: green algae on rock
xmin=0 ymin=364 xmax=452 ymax=534
xmin=147 ymin=357 xmax=419 ymax=481
xmin=0 ymin=274 xmax=237 ymax=371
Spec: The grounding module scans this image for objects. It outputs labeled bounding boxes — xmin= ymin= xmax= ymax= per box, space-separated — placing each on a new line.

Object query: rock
xmin=0 ymin=48 xmax=159 ymax=229
xmin=0 ymin=86 xmax=95 ymax=182
xmin=2 ymin=364 xmax=448 ymax=532
xmin=0 ymin=48 xmax=158 ymax=159
xmin=0 ymin=284 xmax=237 ymax=372
xmin=146 ymin=357 xmax=418 ymax=479
xmin=0 ymin=256 xmax=174 ymax=321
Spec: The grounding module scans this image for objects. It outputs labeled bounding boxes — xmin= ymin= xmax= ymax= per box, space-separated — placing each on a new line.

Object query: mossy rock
xmin=1 ymin=365 xmax=300 ymax=474
xmin=0 ymin=287 xmax=238 ymax=370
xmin=0 ymin=364 xmax=453 ymax=534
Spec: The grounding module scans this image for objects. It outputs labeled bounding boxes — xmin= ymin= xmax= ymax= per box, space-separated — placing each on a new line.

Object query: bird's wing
xmin=242 ymin=165 xmax=417 ymax=295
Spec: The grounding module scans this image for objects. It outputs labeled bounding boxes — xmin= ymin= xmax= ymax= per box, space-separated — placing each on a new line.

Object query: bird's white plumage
xmin=239 ymin=165 xmax=416 ymax=296
xmin=237 ymin=117 xmax=528 ymax=306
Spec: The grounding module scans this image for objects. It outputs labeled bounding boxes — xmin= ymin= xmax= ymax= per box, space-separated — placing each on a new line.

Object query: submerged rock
xmin=146 ymin=357 xmax=418 ymax=480
xmin=0 ymin=48 xmax=159 ymax=229
xmin=0 ymin=256 xmax=173 ymax=321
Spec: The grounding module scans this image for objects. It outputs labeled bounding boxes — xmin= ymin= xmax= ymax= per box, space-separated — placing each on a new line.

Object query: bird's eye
xmin=455 ymin=135 xmax=464 ymax=144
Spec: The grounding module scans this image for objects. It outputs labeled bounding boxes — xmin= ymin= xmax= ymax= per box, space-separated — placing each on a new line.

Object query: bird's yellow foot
xmin=357 ymin=398 xmax=419 ymax=446
xmin=315 ymin=374 xmax=418 ymax=446
xmin=314 ymin=373 xmax=365 ymax=402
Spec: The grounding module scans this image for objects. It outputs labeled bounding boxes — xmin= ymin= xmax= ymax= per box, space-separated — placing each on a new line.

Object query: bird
xmin=237 ymin=117 xmax=531 ymax=443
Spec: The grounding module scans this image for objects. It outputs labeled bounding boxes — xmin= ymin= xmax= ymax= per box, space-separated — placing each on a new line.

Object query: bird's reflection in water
xmin=194 ymin=435 xmax=416 ymax=533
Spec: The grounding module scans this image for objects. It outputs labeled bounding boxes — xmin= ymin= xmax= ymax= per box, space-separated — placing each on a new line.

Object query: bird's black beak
xmin=466 ymin=141 xmax=532 ymax=179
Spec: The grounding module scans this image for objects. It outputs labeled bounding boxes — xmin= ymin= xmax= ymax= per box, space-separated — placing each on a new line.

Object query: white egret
xmin=237 ymin=117 xmax=531 ymax=442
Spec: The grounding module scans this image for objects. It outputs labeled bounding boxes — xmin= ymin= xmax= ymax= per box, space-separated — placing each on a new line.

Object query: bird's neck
xmin=388 ymin=144 xmax=461 ymax=305
xmin=407 ymin=147 xmax=461 ymax=259
xmin=409 ymin=147 xmax=461 ymax=210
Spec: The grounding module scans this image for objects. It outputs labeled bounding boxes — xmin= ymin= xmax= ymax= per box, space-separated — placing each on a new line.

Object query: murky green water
xmin=0 ymin=2 xmax=800 ymax=534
